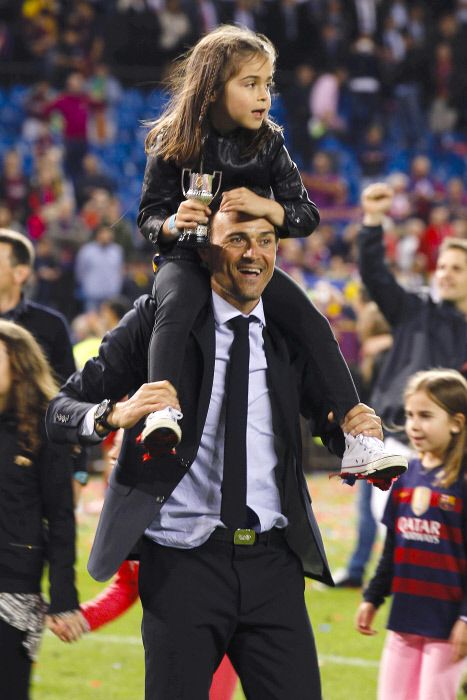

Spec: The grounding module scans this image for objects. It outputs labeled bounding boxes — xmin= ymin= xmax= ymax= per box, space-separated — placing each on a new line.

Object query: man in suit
xmin=46 ymin=209 xmax=382 ymax=699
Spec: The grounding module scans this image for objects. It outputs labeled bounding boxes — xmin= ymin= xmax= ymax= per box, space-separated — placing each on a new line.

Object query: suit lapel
xmin=262 ymin=323 xmax=298 ymax=441
xmin=192 ymin=308 xmax=216 ymax=444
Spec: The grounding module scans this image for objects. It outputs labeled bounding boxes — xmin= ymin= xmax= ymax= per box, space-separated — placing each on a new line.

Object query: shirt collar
xmin=211 ymin=290 xmax=265 ymax=327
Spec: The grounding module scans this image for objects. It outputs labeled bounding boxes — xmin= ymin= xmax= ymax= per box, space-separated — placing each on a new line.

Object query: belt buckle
xmin=233 ymin=528 xmax=256 ymax=545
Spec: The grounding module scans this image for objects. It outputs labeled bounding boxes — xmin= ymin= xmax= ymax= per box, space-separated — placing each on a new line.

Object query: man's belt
xmin=209 ymin=527 xmax=286 ymax=546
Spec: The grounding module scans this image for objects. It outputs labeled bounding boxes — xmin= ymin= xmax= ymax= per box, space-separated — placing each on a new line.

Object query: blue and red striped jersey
xmin=382 ymin=458 xmax=467 ymax=639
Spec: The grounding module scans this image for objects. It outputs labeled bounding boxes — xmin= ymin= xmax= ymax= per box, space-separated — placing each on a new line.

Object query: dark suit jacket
xmin=46 ymin=295 xmax=344 ymax=584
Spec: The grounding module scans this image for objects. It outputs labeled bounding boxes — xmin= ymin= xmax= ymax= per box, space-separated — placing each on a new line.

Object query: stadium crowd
xmin=0 ymin=0 xmax=466 ymax=368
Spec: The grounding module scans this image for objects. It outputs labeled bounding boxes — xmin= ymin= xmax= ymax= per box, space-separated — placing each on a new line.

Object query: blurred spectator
xmin=386 ymin=172 xmax=411 ymax=223
xmin=43 ymin=72 xmax=96 ymax=184
xmin=32 ymin=235 xmax=63 ymax=308
xmin=86 ymin=63 xmax=123 ymax=144
xmin=357 ymin=123 xmax=388 ymax=186
xmin=302 ymin=151 xmax=348 ymax=209
xmin=75 ymin=153 xmax=117 ymax=209
xmin=20 ymin=0 xmax=59 ymax=75
xmin=75 ymin=223 xmax=124 ymax=310
xmin=390 ymin=31 xmax=428 ymax=149
xmin=281 ymin=63 xmax=316 ymax=166
xmin=444 ymin=177 xmax=467 ymax=220
xmin=0 ymin=150 xmax=30 ymax=224
xmin=264 ymin=0 xmax=323 ymax=70
xmin=26 ymin=148 xmax=75 ymax=240
xmin=309 ymin=67 xmax=348 ymax=143
xmin=346 ymin=36 xmax=382 ymax=141
xmin=155 ymin=0 xmax=194 ymax=63
xmin=428 ymin=42 xmax=458 ymax=135
xmin=418 ymin=205 xmax=454 ymax=272
xmin=21 ymin=80 xmax=55 ymax=148
xmin=188 ymin=0 xmax=220 ymax=36
xmin=408 ymin=154 xmax=445 ymax=221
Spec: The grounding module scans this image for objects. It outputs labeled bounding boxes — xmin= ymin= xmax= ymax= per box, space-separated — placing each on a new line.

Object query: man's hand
xmin=450 ymin=619 xmax=467 ymax=662
xmin=361 ymin=183 xmax=393 ymax=227
xmin=220 ymin=188 xmax=285 ymax=227
xmin=333 ymin=403 xmax=383 ymax=440
xmin=355 ymin=602 xmax=378 ymax=636
xmin=108 ymin=381 xmax=180 ymax=429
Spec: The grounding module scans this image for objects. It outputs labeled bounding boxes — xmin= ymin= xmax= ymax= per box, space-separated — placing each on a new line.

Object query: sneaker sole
xmin=341 ymin=455 xmax=408 ymax=478
xmin=142 ymin=420 xmax=182 ymax=452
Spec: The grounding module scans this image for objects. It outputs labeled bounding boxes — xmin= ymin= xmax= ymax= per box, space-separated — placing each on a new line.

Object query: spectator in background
xmin=21 ymin=80 xmax=55 ymax=150
xmin=0 ymin=228 xmax=76 ymax=383
xmin=357 ymin=123 xmax=388 ymax=187
xmin=309 ymin=67 xmax=348 ymax=143
xmin=302 ymin=151 xmax=348 ymax=209
xmin=75 ymin=153 xmax=117 ymax=209
xmin=419 ymin=206 xmax=454 ymax=273
xmin=26 ymin=148 xmax=75 ymax=241
xmin=346 ymin=35 xmax=382 ymax=143
xmin=43 ymin=72 xmax=94 ymax=184
xmin=86 ymin=63 xmax=123 ymax=145
xmin=281 ymin=63 xmax=316 ymax=167
xmin=408 ymin=154 xmax=445 ymax=221
xmin=335 ymin=182 xmax=467 ymax=588
xmin=0 ymin=150 xmax=30 ymax=224
xmin=155 ymin=0 xmax=194 ymax=64
xmin=75 ymin=223 xmax=124 ymax=311
xmin=264 ymin=0 xmax=323 ymax=70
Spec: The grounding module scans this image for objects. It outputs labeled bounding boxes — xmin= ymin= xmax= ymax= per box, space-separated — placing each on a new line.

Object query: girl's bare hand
xmin=355 ymin=602 xmax=378 ymax=636
xmin=450 ymin=619 xmax=467 ymax=662
xmin=175 ymin=199 xmax=211 ymax=231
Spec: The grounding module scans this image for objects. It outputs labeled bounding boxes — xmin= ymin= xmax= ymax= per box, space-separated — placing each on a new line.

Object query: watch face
xmin=95 ymin=399 xmax=110 ymax=421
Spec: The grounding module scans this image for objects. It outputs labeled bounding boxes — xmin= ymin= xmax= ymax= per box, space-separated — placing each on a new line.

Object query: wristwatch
xmin=94 ymin=399 xmax=117 ymax=437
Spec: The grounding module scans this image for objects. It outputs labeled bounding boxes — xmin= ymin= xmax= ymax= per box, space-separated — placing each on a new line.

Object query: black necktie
xmin=221 ymin=315 xmax=251 ymax=529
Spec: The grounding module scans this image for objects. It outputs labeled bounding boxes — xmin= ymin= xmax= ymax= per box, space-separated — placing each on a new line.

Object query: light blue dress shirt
xmin=145 ymin=291 xmax=288 ymax=549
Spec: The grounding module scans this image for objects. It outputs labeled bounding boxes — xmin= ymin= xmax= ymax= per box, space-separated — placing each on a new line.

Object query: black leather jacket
xmin=138 ymin=128 xmax=319 ymax=249
xmin=0 ymin=417 xmax=78 ymax=614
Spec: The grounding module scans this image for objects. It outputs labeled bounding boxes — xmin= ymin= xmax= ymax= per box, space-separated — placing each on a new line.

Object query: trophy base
xmin=178 ymin=225 xmax=210 ymax=248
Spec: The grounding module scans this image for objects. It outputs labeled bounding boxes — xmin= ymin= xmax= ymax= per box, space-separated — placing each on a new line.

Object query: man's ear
xmin=13 ymin=264 xmax=31 ymax=287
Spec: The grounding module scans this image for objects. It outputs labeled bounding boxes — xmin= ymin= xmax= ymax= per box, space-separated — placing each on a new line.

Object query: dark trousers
xmin=0 ymin=619 xmax=32 ymax=700
xmin=149 ymin=259 xmax=358 ymax=422
xmin=139 ymin=534 xmax=322 ymax=700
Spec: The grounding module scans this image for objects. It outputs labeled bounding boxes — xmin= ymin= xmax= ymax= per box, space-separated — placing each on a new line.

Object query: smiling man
xmin=47 ymin=209 xmax=383 ymax=699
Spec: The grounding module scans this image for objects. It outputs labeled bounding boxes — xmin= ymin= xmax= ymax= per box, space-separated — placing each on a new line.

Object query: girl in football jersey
xmin=355 ymin=368 xmax=467 ymax=700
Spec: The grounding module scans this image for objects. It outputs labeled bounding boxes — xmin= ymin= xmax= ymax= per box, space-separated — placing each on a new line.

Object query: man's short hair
xmin=0 ymin=228 xmax=35 ymax=267
xmin=439 ymin=237 xmax=467 ymax=260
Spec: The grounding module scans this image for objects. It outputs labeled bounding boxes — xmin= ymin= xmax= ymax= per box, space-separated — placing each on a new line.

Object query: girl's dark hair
xmin=404 ymin=369 xmax=467 ymax=487
xmin=145 ymin=24 xmax=282 ymax=165
xmin=0 ymin=320 xmax=58 ymax=456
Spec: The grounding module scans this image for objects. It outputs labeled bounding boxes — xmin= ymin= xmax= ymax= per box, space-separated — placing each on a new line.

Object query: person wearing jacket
xmin=336 ymin=182 xmax=467 ymax=588
xmin=46 ymin=208 xmax=383 ymax=699
xmin=0 ymin=320 xmax=79 ymax=700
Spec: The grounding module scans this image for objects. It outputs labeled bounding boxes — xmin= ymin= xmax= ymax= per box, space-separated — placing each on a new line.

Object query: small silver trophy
xmin=179 ymin=168 xmax=222 ymax=246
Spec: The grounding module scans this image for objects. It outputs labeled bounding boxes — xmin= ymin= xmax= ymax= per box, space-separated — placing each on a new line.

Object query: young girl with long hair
xmin=356 ymin=369 xmax=467 ymax=700
xmin=0 ymin=320 xmax=79 ymax=700
xmin=137 ymin=24 xmax=406 ymax=483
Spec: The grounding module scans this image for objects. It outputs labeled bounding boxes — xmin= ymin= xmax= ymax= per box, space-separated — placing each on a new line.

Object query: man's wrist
xmin=94 ymin=399 xmax=118 ymax=437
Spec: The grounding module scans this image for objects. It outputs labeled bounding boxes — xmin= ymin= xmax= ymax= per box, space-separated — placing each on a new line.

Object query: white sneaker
xmin=341 ymin=434 xmax=408 ymax=479
xmin=141 ymin=407 xmax=183 ymax=453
